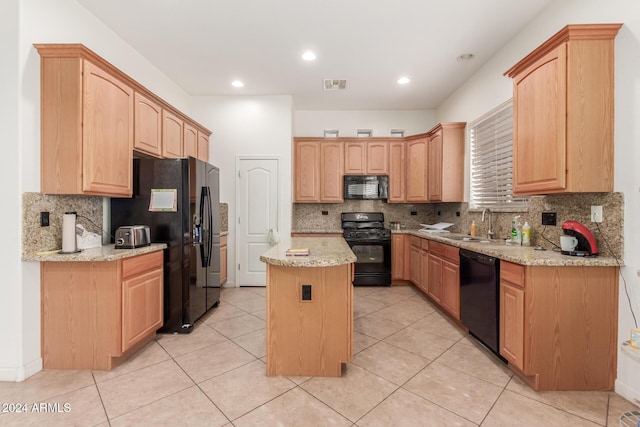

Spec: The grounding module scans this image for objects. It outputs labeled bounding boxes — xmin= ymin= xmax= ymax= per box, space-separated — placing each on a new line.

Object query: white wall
xmin=437 ymin=0 xmax=640 ymax=403
xmin=0 ymin=0 xmax=195 ymax=381
xmin=190 ymin=96 xmax=294 ymax=286
xmin=295 ymin=110 xmax=436 ymax=137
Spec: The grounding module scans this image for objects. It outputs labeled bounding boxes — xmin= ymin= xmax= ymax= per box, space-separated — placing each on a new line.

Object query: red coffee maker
xmin=561 ymin=220 xmax=598 ymax=256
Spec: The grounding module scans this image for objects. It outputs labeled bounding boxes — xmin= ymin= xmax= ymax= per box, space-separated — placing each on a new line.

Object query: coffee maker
xmin=561 ymin=220 xmax=598 ymax=256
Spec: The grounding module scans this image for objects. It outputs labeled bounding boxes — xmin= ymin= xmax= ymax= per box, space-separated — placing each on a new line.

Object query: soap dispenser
xmin=470 ymin=220 xmax=477 ymax=237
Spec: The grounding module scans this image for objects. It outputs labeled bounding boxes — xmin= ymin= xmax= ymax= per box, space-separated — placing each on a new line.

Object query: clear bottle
xmin=511 ymin=215 xmax=522 ymax=245
xmin=522 ymin=221 xmax=531 ymax=246
xmin=470 ymin=220 xmax=477 ymax=237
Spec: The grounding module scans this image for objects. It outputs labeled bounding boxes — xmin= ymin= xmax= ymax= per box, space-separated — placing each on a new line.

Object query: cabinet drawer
xmin=421 ymin=238 xmax=429 ymax=250
xmin=501 ymin=261 xmax=524 ymax=288
xmin=221 ymin=234 xmax=228 ymax=246
xmin=410 ymin=235 xmax=422 ymax=248
xmin=122 ymin=251 xmax=163 ymax=280
xmin=429 ymin=241 xmax=459 ymax=263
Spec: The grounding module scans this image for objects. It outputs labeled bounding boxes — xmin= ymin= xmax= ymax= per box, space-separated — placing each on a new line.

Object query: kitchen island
xmin=260 ymin=237 xmax=356 ymax=377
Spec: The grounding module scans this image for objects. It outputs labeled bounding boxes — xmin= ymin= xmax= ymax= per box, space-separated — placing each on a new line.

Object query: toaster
xmin=114 ymin=225 xmax=151 ymax=249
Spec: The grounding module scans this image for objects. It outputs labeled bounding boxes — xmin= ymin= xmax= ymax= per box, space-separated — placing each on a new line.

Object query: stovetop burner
xmin=341 ymin=212 xmax=391 ymax=241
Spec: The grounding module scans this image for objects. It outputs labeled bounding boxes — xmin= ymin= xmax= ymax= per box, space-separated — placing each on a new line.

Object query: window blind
xmin=470 ymin=100 xmax=528 ymax=209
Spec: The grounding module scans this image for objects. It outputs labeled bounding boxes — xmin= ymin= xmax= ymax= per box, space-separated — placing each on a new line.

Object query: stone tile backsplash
xmin=293 ymin=192 xmax=624 ymax=259
xmin=22 ymin=192 xmax=104 ymax=256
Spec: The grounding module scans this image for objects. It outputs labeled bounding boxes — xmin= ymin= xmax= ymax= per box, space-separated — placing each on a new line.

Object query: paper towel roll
xmin=62 ymin=213 xmax=77 ymax=253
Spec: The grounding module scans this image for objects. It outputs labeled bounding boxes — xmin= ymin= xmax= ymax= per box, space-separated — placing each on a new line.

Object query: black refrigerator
xmin=111 ymin=157 xmax=220 ymax=334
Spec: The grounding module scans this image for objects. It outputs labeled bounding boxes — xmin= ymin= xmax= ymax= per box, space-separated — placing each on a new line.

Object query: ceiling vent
xmin=323 ymin=79 xmax=347 ymax=90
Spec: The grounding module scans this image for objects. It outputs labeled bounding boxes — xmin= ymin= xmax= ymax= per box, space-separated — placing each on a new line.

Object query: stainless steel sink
xmin=445 ymin=236 xmax=484 ymax=242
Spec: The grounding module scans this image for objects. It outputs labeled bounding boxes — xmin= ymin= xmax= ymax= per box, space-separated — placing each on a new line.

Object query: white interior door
xmin=236 ymin=157 xmax=279 ymax=286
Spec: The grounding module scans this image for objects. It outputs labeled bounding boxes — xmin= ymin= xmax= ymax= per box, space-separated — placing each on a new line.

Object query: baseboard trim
xmin=0 ymin=357 xmax=42 ymax=382
xmin=615 ymin=379 xmax=640 ymax=407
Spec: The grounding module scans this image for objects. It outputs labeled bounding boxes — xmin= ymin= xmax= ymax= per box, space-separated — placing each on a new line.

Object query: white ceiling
xmin=76 ymin=0 xmax=552 ymax=110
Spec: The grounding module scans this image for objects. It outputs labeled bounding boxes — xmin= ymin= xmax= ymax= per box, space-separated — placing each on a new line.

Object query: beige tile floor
xmin=1 ymin=285 xmax=638 ymax=426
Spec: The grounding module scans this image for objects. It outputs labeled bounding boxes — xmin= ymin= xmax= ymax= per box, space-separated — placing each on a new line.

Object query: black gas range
xmin=341 ymin=212 xmax=392 ymax=286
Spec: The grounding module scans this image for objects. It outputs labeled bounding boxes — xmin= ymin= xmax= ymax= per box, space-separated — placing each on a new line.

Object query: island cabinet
xmin=134 ymin=92 xmax=163 ymax=157
xmin=499 ymin=260 xmax=619 ymax=391
xmin=388 ymin=141 xmax=406 ymax=202
xmin=293 ymin=139 xmax=343 ymax=202
xmin=405 ymin=135 xmax=429 ymax=202
xmin=41 ymin=250 xmax=164 ymax=370
xmin=504 ymin=24 xmax=621 ymax=195
xmin=38 ymin=51 xmax=134 ymax=197
xmin=427 ymin=241 xmax=460 ymax=320
xmin=427 ymin=123 xmax=465 ymax=202
xmin=344 ymin=141 xmax=389 ymax=175
xmin=261 ymin=237 xmax=356 ymax=377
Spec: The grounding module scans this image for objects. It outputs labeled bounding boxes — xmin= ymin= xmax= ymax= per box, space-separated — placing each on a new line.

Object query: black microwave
xmin=344 ymin=175 xmax=388 ymax=200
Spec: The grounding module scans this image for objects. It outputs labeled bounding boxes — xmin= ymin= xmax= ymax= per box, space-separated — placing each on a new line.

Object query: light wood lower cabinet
xmin=41 ymin=251 xmax=164 ymax=370
xmin=499 ymin=260 xmax=618 ymax=391
xmin=408 ymin=236 xmax=422 ymax=287
xmin=391 ymin=234 xmax=405 ymax=280
xmin=220 ymin=235 xmax=228 ymax=285
xmin=427 ymin=241 xmax=460 ymax=320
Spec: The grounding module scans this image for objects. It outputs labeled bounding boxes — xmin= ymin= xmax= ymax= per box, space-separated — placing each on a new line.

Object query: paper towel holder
xmin=61 ymin=211 xmax=80 ymax=254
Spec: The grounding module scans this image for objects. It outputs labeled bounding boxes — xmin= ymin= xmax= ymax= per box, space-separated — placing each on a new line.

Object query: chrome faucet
xmin=482 ymin=208 xmax=494 ymax=240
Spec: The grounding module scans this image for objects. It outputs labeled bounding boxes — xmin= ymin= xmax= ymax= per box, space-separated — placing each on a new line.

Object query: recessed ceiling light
xmin=302 ymin=51 xmax=317 ymax=61
xmin=457 ymin=53 xmax=474 ymax=62
xmin=231 ymin=80 xmax=244 ymax=88
xmin=397 ymin=77 xmax=411 ymax=85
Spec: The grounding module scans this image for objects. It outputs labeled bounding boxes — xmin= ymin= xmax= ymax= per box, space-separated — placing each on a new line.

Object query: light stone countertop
xmin=260 ymin=237 xmax=356 ymax=267
xmin=291 ymin=229 xmax=343 ymax=234
xmin=23 ymin=243 xmax=166 ymax=262
xmin=395 ymin=230 xmax=622 ymax=267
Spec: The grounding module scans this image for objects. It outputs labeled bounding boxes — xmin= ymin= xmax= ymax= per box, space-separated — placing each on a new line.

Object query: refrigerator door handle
xmin=200 ymin=186 xmax=212 ymax=266
xmin=205 ymin=187 xmax=213 ymax=267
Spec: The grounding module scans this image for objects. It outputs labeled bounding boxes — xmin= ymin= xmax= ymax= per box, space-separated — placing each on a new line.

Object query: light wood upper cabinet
xmin=428 ymin=123 xmax=465 ymax=202
xmin=134 ymin=92 xmax=162 ymax=157
xmin=294 ymin=140 xmax=321 ymax=202
xmin=505 ymin=24 xmax=621 ymax=195
xmin=38 ymin=52 xmax=134 ymax=197
xmin=82 ymin=61 xmax=134 ymax=196
xmin=388 ymin=141 xmax=406 ymax=202
xmin=344 ymin=141 xmax=388 ymax=174
xmin=162 ymin=110 xmax=183 ymax=158
xmin=320 ymin=141 xmax=344 ymax=202
xmin=184 ymin=123 xmax=198 ymax=158
xmin=344 ymin=142 xmax=367 ymax=174
xmin=36 ymin=44 xmax=213 ymax=195
xmin=294 ymin=140 xmax=343 ymax=203
xmin=197 ymin=130 xmax=210 ymax=162
xmin=406 ymin=135 xmax=429 ymax=202
xmin=367 ymin=141 xmax=388 ymax=174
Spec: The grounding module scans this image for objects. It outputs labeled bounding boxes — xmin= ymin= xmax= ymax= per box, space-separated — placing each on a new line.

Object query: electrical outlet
xmin=591 ymin=205 xmax=603 ymax=223
xmin=321 ymin=211 xmax=328 ymax=216
xmin=40 ymin=211 xmax=50 ymax=227
xmin=301 ymin=284 xmax=312 ymax=301
xmin=541 ymin=212 xmax=557 ymax=226
xmin=410 ymin=211 xmax=417 ymax=216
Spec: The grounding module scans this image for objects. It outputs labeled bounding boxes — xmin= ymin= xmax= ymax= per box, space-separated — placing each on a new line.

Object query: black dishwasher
xmin=459 ymin=249 xmax=502 ymax=359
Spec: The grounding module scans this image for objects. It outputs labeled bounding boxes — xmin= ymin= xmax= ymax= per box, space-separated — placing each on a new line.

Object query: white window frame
xmin=469 ymin=99 xmax=529 ymax=210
